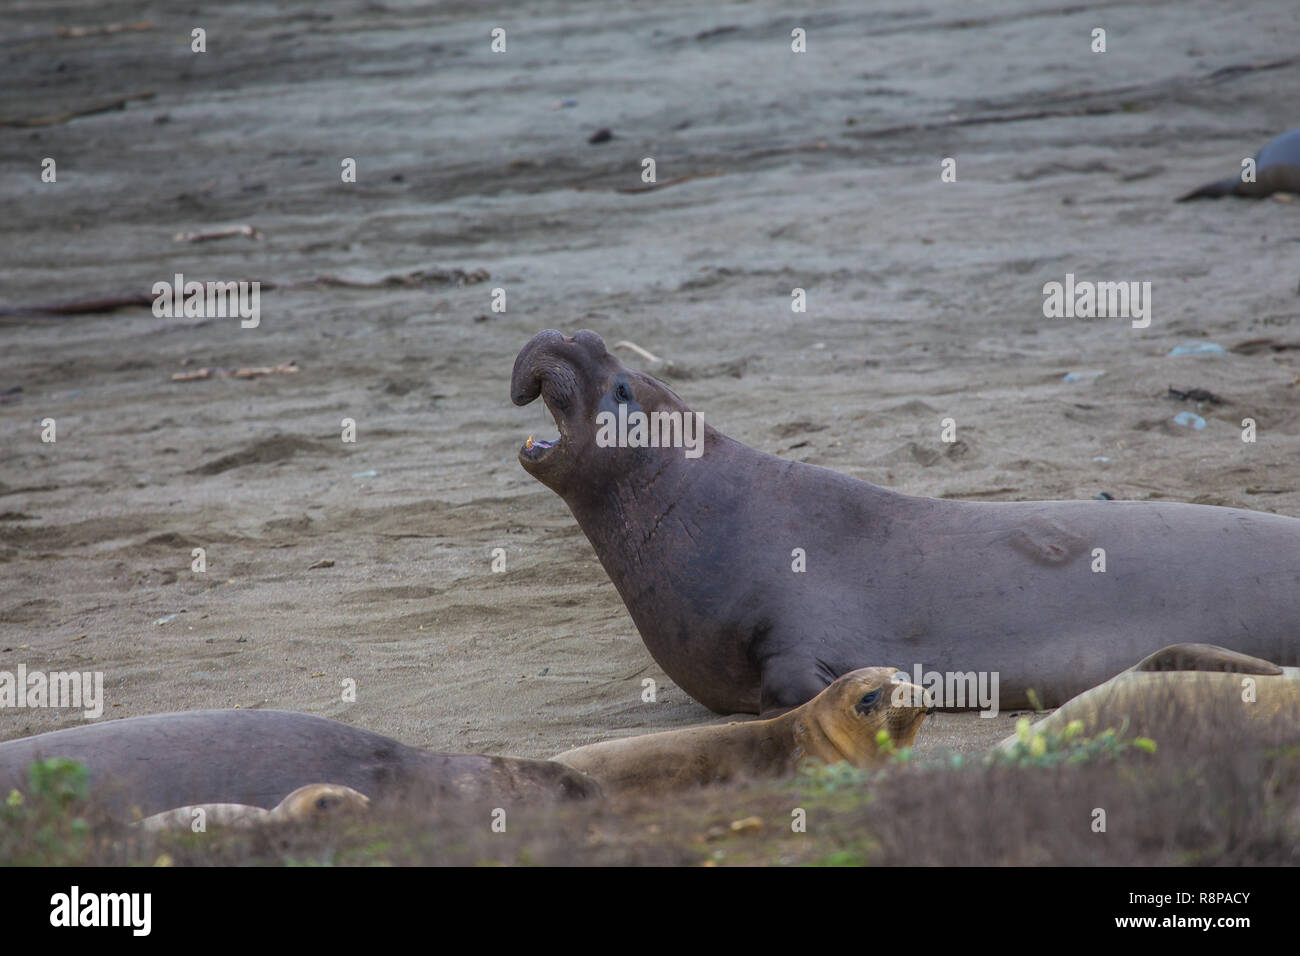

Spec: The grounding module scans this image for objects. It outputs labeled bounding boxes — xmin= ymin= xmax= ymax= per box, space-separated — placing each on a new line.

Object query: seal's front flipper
xmin=1132 ymin=643 xmax=1283 ymax=675
xmin=758 ymin=662 xmax=834 ymax=717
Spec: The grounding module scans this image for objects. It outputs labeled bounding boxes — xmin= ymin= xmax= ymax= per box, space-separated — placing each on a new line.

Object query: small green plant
xmin=993 ymin=718 xmax=1157 ymax=768
xmin=796 ymin=759 xmax=877 ymax=793
xmin=26 ymin=757 xmax=90 ymax=806
xmin=874 ymin=728 xmax=916 ymax=766
xmin=0 ymin=758 xmax=94 ymax=865
xmin=796 ymin=719 xmax=1158 ymax=795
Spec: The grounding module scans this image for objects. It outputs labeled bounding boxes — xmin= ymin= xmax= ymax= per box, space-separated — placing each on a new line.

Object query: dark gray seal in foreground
xmin=1178 ymin=127 xmax=1300 ymax=200
xmin=0 ymin=710 xmax=601 ymax=816
xmin=511 ymin=329 xmax=1300 ymax=714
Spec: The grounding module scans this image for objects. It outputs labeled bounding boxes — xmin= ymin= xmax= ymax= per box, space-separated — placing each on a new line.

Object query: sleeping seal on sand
xmin=997 ymin=644 xmax=1300 ymax=749
xmin=0 ymin=709 xmax=601 ymax=816
xmin=553 ymin=667 xmax=930 ymax=796
xmin=139 ymin=783 xmax=371 ymax=831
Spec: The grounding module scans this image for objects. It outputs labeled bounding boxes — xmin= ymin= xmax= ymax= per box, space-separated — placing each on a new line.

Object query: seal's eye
xmin=614 ymin=382 xmax=633 ymax=403
xmin=855 ymin=689 xmax=882 ymax=714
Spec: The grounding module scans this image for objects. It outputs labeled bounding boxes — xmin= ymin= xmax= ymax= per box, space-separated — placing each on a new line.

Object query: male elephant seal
xmin=511 ymin=329 xmax=1300 ymax=715
xmin=553 ymin=667 xmax=930 ymax=796
xmin=1178 ymin=127 xmax=1300 ymax=200
xmin=0 ymin=710 xmax=601 ymax=816
xmin=998 ymin=644 xmax=1300 ymax=750
xmin=139 ymin=783 xmax=371 ymax=832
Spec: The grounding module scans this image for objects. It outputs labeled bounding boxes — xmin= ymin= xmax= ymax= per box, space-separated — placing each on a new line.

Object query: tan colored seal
xmin=552 ymin=667 xmax=929 ymax=796
xmin=139 ymin=783 xmax=371 ymax=831
xmin=998 ymin=644 xmax=1300 ymax=750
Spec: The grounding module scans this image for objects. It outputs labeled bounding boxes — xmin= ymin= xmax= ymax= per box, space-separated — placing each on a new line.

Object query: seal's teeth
xmin=526 ymin=435 xmax=536 ymax=450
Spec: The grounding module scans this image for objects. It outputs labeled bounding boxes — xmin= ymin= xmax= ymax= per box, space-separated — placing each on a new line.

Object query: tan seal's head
xmin=791 ymin=667 xmax=931 ymax=768
xmin=271 ymin=784 xmax=371 ymax=823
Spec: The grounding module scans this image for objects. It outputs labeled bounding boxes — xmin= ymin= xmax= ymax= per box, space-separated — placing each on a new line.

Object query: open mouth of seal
xmin=520 ymin=392 xmax=565 ymax=462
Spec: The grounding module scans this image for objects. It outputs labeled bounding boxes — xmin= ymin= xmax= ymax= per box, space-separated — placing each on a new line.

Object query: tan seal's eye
xmin=614 ymin=382 xmax=633 ymax=403
xmin=855 ymin=689 xmax=882 ymax=715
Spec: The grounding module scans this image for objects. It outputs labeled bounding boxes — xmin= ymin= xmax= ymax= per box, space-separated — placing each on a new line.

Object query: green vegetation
xmin=1 ymin=758 xmax=93 ymax=866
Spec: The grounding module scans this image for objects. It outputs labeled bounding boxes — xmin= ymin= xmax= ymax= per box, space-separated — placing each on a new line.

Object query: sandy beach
xmin=1 ymin=0 xmax=1297 ymax=770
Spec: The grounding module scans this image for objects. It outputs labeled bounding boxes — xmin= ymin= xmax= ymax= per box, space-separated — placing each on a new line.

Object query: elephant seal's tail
xmin=1177 ymin=176 xmax=1240 ymax=200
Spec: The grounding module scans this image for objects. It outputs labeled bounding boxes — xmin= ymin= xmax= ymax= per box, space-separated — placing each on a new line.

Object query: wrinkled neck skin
xmin=565 ymin=425 xmax=725 ymax=569
xmin=553 ymin=420 xmax=902 ymax=714
xmin=560 ymin=423 xmax=764 ymax=613
xmin=760 ymin=708 xmax=805 ymax=767
xmin=715 ymin=709 xmax=804 ymax=778
xmin=789 ymin=709 xmax=862 ymax=767
xmin=555 ymin=424 xmax=763 ymax=709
